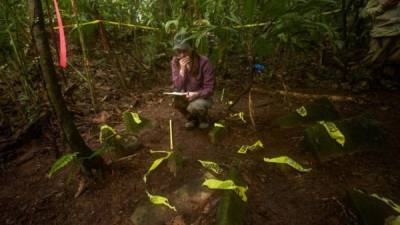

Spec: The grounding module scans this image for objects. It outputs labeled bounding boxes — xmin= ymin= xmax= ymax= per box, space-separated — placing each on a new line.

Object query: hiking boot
xmin=198 ymin=113 xmax=210 ymax=129
xmin=184 ymin=120 xmax=196 ymax=129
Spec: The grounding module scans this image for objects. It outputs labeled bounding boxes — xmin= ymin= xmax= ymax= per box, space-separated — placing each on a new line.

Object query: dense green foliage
xmin=1 ymin=0 xmax=370 ymax=123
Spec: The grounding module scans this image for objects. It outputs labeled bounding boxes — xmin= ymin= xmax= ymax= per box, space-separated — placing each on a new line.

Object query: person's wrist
xmin=192 ymin=92 xmax=200 ymax=99
xmin=179 ymin=68 xmax=185 ymax=76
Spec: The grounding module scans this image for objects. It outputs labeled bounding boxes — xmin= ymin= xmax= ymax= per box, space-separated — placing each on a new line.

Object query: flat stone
xmin=103 ymin=136 xmax=142 ymax=162
xmin=167 ymin=215 xmax=187 ymax=225
xmin=130 ymin=200 xmax=174 ymax=225
xmin=170 ymin=178 xmax=215 ymax=213
xmin=303 ymin=113 xmax=385 ymax=160
xmin=130 ymin=174 xmax=216 ymax=225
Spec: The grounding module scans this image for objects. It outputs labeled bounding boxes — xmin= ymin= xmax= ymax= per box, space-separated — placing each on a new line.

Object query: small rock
xmin=167 ymin=215 xmax=186 ymax=225
xmin=130 ymin=175 xmax=216 ymax=225
xmin=130 ymin=201 xmax=174 ymax=225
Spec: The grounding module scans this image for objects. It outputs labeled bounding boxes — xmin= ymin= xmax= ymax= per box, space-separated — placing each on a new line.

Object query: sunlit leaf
xmin=198 ymin=160 xmax=223 ymax=174
xmin=318 ymin=121 xmax=345 ymax=146
xmin=214 ymin=122 xmax=225 ymax=128
xmin=48 ymin=152 xmax=78 ymax=178
xmin=99 ymin=124 xmax=120 ymax=144
xmin=237 ymin=140 xmax=263 ymax=154
xmin=123 ymin=111 xmax=149 ymax=134
xmin=263 ymin=156 xmax=311 ymax=172
xmin=296 ymin=106 xmax=307 ymax=117
xmin=371 ymin=193 xmax=400 ymax=214
xmin=230 ymin=112 xmax=247 ymax=123
xmin=146 ymin=191 xmax=177 ymax=211
xmin=203 ymin=179 xmax=248 ymax=202
xmin=143 ymin=151 xmax=173 ymax=183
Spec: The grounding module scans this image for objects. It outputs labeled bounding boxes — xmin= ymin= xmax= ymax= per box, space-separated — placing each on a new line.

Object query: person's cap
xmin=173 ymin=33 xmax=192 ymax=50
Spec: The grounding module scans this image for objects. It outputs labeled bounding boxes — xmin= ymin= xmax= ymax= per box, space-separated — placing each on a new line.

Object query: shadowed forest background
xmin=1 ymin=0 xmax=399 ymax=225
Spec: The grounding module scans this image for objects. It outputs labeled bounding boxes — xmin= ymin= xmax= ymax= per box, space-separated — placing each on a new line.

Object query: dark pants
xmin=173 ymin=96 xmax=213 ymax=121
xmin=364 ymin=36 xmax=400 ymax=68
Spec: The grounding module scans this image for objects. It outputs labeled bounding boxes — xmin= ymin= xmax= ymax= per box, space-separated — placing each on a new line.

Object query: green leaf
xmin=237 ymin=140 xmax=263 ymax=154
xmin=296 ymin=106 xmax=307 ymax=117
xmin=370 ymin=193 xmax=400 ymax=214
xmin=146 ymin=191 xmax=177 ymax=211
xmin=225 ymin=14 xmax=242 ymax=25
xmin=202 ymin=179 xmax=248 ymax=202
xmin=263 ymin=156 xmax=311 ymax=172
xmin=214 ymin=122 xmax=225 ymax=128
xmin=198 ymin=160 xmax=223 ymax=174
xmin=230 ymin=112 xmax=247 ymax=123
xmin=318 ymin=121 xmax=345 ymax=146
xmin=164 ymin=19 xmax=179 ymax=33
xmin=48 ymin=152 xmax=78 ymax=178
xmin=390 ymin=216 xmax=400 ymax=225
xmin=143 ymin=150 xmax=173 ymax=183
xmin=193 ymin=19 xmax=211 ymax=26
xmin=99 ymin=124 xmax=120 ymax=144
xmin=244 ymin=0 xmax=256 ymax=22
xmin=89 ymin=146 xmax=111 ymax=158
xmin=123 ymin=111 xmax=149 ymax=134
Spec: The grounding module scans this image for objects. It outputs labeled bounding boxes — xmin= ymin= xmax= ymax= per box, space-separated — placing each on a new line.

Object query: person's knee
xmin=187 ymin=103 xmax=205 ymax=114
xmin=187 ymin=99 xmax=211 ymax=114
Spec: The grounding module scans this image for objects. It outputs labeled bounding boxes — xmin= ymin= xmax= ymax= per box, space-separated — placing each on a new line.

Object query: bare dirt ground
xmin=1 ymin=85 xmax=400 ymax=225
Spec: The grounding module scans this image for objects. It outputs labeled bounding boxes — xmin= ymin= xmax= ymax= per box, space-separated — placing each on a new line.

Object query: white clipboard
xmin=163 ymin=92 xmax=187 ymax=96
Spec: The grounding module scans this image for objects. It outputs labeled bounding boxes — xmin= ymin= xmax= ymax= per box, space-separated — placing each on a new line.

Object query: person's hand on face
xmin=177 ymin=49 xmax=192 ymax=76
xmin=178 ymin=56 xmax=191 ymax=76
xmin=179 ymin=56 xmax=191 ymax=68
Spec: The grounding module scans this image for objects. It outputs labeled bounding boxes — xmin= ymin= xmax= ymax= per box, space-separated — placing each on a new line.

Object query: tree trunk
xmin=29 ymin=0 xmax=103 ymax=176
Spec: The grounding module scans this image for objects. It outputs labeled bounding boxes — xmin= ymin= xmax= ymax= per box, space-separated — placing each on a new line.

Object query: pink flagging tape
xmin=53 ymin=0 xmax=67 ymax=68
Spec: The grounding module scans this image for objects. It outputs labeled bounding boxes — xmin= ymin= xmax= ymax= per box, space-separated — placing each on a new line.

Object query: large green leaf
xmin=146 ymin=191 xmax=177 ymax=211
xmin=198 ymin=159 xmax=223 ymax=174
xmin=122 ymin=111 xmax=150 ymax=134
xmin=143 ymin=150 xmax=173 ymax=183
xmin=164 ymin=19 xmax=179 ymax=33
xmin=48 ymin=152 xmax=78 ymax=178
xmin=244 ymin=0 xmax=256 ymax=22
xmin=263 ymin=156 xmax=312 ymax=172
xmin=99 ymin=124 xmax=121 ymax=145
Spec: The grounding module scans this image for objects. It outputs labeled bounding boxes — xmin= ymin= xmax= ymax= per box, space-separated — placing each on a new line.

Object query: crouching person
xmin=170 ymin=35 xmax=215 ymax=129
xmin=362 ymin=0 xmax=400 ymax=72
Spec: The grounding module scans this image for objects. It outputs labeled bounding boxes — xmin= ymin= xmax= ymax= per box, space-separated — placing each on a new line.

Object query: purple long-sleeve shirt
xmin=171 ymin=55 xmax=215 ymax=99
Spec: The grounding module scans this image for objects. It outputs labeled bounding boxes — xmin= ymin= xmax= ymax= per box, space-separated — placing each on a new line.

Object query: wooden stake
xmin=248 ymin=90 xmax=256 ymax=130
xmin=169 ymin=119 xmax=173 ymax=151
